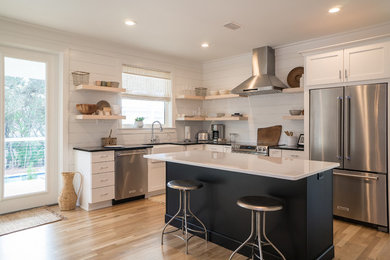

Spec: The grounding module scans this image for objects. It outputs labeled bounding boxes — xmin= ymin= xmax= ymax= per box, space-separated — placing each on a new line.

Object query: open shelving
xmin=176 ymin=94 xmax=242 ymax=100
xmin=282 ymin=88 xmax=304 ymax=94
xmin=282 ymin=115 xmax=304 ymax=120
xmin=75 ymin=85 xmax=126 ymax=93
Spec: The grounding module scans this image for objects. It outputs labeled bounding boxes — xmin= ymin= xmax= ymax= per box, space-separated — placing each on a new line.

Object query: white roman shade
xmin=122 ymin=65 xmax=172 ymax=101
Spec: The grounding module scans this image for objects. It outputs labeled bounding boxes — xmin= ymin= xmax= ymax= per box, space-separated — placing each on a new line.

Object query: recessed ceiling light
xmin=201 ymin=43 xmax=209 ymax=48
xmin=328 ymin=7 xmax=341 ymax=13
xmin=125 ymin=20 xmax=136 ymax=26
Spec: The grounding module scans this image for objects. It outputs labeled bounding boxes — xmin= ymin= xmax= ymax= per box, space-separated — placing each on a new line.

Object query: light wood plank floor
xmin=0 ymin=195 xmax=389 ymax=260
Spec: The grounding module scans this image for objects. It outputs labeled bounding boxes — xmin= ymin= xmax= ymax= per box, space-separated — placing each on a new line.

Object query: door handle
xmin=339 ymin=70 xmax=342 ymax=80
xmin=333 ymin=172 xmax=378 ymax=180
xmin=337 ymin=96 xmax=343 ymax=160
xmin=345 ymin=69 xmax=348 ymax=80
xmin=345 ymin=96 xmax=351 ymax=160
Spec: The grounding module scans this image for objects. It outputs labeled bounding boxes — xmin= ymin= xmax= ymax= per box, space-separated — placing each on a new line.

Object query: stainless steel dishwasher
xmin=114 ymin=149 xmax=148 ymax=201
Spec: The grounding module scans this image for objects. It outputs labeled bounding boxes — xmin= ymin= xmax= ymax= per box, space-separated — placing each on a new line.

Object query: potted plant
xmin=134 ymin=117 xmax=145 ymax=128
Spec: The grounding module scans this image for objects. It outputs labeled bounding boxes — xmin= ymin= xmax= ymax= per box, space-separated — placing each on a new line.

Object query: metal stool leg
xmin=256 ymin=211 xmax=264 ymax=260
xmin=229 ymin=210 xmax=255 ymax=260
xmin=187 ymin=192 xmax=208 ymax=242
xmin=183 ymin=190 xmax=189 ymax=254
xmin=161 ymin=190 xmax=182 ymax=245
xmin=262 ymin=212 xmax=286 ymax=260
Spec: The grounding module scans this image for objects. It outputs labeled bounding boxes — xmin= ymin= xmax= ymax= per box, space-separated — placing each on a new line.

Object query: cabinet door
xmin=223 ymin=146 xmax=232 ymax=153
xmin=344 ymin=42 xmax=390 ymax=82
xmin=269 ymin=149 xmax=282 ymax=158
xmin=148 ymin=162 xmax=166 ymax=192
xmin=305 ymin=50 xmax=344 ymax=86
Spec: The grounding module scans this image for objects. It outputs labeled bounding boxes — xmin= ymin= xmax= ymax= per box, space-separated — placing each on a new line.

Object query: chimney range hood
xmin=231 ymin=46 xmax=286 ymax=96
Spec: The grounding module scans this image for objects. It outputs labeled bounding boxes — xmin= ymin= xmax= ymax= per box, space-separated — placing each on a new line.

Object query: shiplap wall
xmin=202 ymin=52 xmax=304 ymax=144
xmin=201 ymin=22 xmax=390 ymax=144
xmin=67 ymin=49 xmax=203 ymax=169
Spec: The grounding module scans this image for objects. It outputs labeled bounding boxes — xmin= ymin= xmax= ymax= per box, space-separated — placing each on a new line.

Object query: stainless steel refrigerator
xmin=310 ymin=83 xmax=388 ymax=230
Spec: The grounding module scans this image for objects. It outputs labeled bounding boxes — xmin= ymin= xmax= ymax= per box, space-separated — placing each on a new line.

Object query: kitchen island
xmin=145 ymin=151 xmax=339 ymax=260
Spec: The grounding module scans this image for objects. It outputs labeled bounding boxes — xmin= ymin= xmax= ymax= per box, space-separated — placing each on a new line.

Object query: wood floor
xmin=0 ymin=195 xmax=389 ymax=260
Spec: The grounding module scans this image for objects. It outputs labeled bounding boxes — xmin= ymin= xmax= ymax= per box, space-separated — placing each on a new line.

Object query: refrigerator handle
xmin=345 ymin=96 xmax=351 ymax=160
xmin=337 ymin=96 xmax=343 ymax=160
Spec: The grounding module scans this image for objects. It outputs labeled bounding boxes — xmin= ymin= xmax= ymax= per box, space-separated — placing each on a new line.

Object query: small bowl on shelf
xmin=217 ymin=113 xmax=225 ymax=117
xmin=111 ymin=81 xmax=120 ymax=88
xmin=76 ymin=104 xmax=98 ymax=115
xmin=209 ymin=90 xmax=219 ymax=96
xmin=289 ymin=110 xmax=302 ymax=115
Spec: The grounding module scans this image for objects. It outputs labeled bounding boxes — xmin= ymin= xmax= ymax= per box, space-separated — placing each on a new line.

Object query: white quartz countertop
xmin=144 ymin=151 xmax=339 ymax=181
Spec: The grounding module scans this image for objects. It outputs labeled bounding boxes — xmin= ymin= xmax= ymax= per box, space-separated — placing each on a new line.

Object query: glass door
xmin=3 ymin=57 xmax=47 ymax=197
xmin=0 ymin=46 xmax=59 ymax=214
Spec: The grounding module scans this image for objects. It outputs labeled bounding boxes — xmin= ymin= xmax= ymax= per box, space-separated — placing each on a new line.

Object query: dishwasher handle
xmin=115 ymin=150 xmax=147 ymax=157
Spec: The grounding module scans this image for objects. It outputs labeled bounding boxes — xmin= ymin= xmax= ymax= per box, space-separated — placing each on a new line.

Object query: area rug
xmin=0 ymin=207 xmax=63 ymax=236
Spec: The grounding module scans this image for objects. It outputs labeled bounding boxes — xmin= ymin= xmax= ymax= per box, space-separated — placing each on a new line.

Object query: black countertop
xmin=73 ymin=141 xmax=231 ymax=152
xmin=73 ymin=145 xmax=153 ymax=152
xmin=270 ymin=145 xmax=304 ymax=151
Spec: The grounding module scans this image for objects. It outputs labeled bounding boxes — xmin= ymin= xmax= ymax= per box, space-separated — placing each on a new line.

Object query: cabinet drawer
xmin=91 ymin=186 xmax=114 ymax=203
xmin=223 ymin=146 xmax=232 ymax=153
xmin=205 ymin=145 xmax=224 ymax=152
xmin=92 ymin=172 xmax=114 ymax=188
xmin=269 ymin=149 xmax=282 ymax=157
xmin=186 ymin=145 xmax=204 ymax=151
xmin=91 ymin=151 xmax=114 ymax=163
xmin=282 ymin=150 xmax=305 ymax=159
xmin=92 ymin=161 xmax=114 ymax=174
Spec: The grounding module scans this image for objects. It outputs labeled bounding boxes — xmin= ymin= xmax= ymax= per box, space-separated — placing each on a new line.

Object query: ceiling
xmin=0 ymin=0 xmax=390 ymax=61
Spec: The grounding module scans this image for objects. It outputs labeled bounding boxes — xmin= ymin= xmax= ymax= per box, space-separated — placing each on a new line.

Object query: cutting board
xmin=257 ymin=125 xmax=282 ymax=145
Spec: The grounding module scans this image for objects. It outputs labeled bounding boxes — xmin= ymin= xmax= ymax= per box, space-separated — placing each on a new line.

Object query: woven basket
xmin=72 ymin=71 xmax=90 ymax=86
xmin=102 ymin=137 xmax=117 ymax=147
xmin=58 ymin=172 xmax=82 ymax=211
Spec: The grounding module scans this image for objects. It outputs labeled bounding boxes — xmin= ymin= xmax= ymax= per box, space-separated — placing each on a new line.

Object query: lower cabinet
xmin=204 ymin=144 xmax=231 ymax=152
xmin=75 ymin=150 xmax=115 ymax=211
xmin=269 ymin=149 xmax=305 ymax=159
xmin=148 ymin=161 xmax=166 ymax=194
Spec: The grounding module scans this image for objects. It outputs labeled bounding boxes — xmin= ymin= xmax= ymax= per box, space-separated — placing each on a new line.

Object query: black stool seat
xmin=167 ymin=179 xmax=203 ymax=191
xmin=237 ymin=196 xmax=283 ymax=212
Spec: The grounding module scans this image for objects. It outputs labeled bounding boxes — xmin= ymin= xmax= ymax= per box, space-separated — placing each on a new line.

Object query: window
xmin=121 ymin=65 xmax=172 ymax=128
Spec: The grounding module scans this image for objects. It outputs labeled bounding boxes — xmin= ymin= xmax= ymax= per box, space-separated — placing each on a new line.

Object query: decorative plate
xmin=287 ymin=67 xmax=304 ymax=88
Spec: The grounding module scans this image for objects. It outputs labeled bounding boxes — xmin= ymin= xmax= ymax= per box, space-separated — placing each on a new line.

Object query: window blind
xmin=122 ymin=65 xmax=172 ymax=101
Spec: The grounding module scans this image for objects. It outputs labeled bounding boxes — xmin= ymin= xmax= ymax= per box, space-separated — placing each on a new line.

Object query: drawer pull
xmin=333 ymin=172 xmax=378 ymax=180
xmin=100 ymin=179 xmax=109 ymax=182
xmin=290 ymin=155 xmax=299 ymax=158
xmin=101 ymin=193 xmax=109 ymax=196
xmin=100 ymin=155 xmax=108 ymax=158
xmin=100 ymin=166 xmax=109 ymax=170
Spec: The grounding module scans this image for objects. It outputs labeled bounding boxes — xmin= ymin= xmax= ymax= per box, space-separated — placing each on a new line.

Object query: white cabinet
xmin=186 ymin=144 xmax=204 ymax=151
xmin=306 ymin=50 xmax=344 ymax=86
xmin=148 ymin=145 xmax=185 ymax=195
xmin=305 ymin=41 xmax=390 ymax=86
xmin=75 ymin=150 xmax=115 ymax=211
xmin=344 ymin=43 xmax=390 ymax=82
xmin=269 ymin=149 xmax=282 ymax=157
xmin=223 ymin=146 xmax=232 ymax=153
xmin=204 ymin=144 xmax=224 ymax=152
xmin=268 ymin=149 xmax=305 ymax=159
xmin=282 ymin=150 xmax=305 ymax=159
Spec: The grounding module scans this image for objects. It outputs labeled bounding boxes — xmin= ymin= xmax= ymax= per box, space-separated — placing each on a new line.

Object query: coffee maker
xmin=211 ymin=124 xmax=225 ymax=143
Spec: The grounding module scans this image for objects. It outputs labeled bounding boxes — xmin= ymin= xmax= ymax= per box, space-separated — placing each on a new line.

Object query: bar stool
xmin=161 ymin=179 xmax=207 ymax=254
xmin=229 ymin=196 xmax=286 ymax=260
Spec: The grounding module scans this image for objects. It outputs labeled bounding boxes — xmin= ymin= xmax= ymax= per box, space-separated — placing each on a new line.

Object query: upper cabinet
xmin=305 ymin=50 xmax=344 ymax=86
xmin=305 ymin=41 xmax=390 ymax=87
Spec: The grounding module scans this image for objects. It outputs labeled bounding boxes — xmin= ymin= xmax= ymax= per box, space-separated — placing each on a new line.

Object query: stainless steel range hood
xmin=231 ymin=46 xmax=286 ymax=96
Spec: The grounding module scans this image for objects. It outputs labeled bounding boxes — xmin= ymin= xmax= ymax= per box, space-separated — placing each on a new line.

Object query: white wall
xmin=0 ymin=17 xmax=203 ymax=172
xmin=202 ymin=22 xmax=390 ymax=144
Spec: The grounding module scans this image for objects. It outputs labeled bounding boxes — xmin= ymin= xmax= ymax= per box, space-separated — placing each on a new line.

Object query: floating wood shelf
xmin=204 ymin=94 xmax=242 ymax=100
xmin=75 ymin=115 xmax=126 ymax=120
xmin=176 ymin=94 xmax=242 ymax=100
xmin=176 ymin=116 xmax=248 ymax=121
xmin=282 ymin=88 xmax=304 ymax=94
xmin=283 ymin=115 xmax=304 ymax=120
xmin=75 ymin=85 xmax=126 ymax=93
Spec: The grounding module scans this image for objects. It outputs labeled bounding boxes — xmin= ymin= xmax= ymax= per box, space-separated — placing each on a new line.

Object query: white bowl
xmin=209 ymin=90 xmax=219 ymax=95
xmin=219 ymin=89 xmax=230 ymax=95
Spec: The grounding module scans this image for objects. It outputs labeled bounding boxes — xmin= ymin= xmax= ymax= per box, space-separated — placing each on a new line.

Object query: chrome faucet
xmin=151 ymin=121 xmax=163 ymax=143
